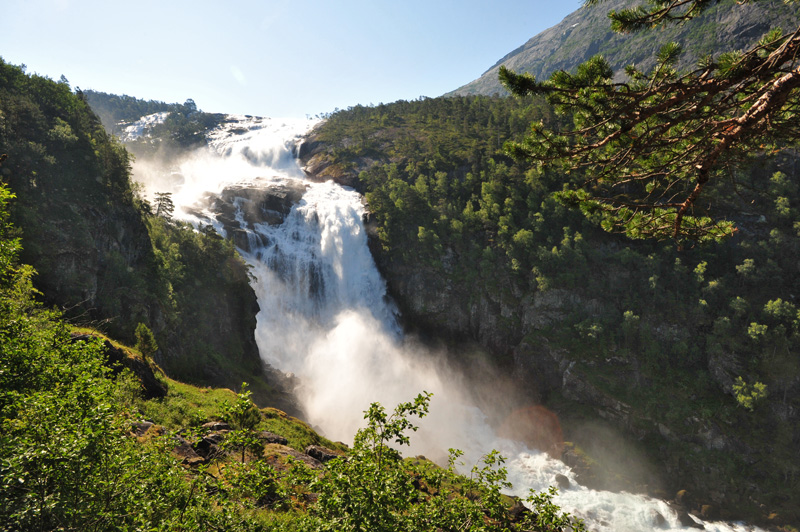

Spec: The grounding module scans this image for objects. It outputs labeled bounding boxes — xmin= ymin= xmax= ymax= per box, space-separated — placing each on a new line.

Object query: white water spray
xmin=140 ymin=115 xmax=765 ymax=532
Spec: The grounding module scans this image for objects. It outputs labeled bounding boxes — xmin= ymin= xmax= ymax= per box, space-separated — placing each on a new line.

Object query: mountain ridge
xmin=448 ymin=0 xmax=800 ymax=97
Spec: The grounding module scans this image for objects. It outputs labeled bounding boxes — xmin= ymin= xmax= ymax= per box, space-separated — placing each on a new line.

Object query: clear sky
xmin=2 ymin=0 xmax=582 ymax=118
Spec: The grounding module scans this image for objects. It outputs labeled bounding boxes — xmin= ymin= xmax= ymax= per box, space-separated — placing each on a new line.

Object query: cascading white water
xmin=152 ymin=115 xmax=765 ymax=532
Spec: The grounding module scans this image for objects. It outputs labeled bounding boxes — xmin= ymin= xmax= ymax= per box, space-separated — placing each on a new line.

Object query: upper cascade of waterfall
xmin=206 ymin=114 xmax=318 ymax=177
xmin=151 ymin=114 xmax=319 ymax=220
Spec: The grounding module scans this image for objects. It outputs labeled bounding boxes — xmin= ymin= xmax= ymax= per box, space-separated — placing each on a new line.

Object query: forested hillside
xmin=0 ymin=59 xmax=287 ymax=407
xmin=301 ymin=95 xmax=800 ymax=527
xmin=84 ymin=89 xmax=225 ymax=160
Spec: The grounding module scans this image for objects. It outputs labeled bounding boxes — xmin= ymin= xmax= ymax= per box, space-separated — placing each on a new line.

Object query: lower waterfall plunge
xmin=142 ymin=114 xmax=763 ymax=532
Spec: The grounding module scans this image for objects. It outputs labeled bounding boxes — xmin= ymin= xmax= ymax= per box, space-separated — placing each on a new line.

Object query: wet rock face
xmin=201 ymin=178 xmax=308 ymax=252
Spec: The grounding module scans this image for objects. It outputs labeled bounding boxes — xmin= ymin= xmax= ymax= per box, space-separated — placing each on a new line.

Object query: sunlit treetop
xmin=500 ymin=0 xmax=800 ymax=244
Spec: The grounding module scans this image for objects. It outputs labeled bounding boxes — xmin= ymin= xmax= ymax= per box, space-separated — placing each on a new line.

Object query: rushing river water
xmin=141 ymin=114 xmax=763 ymax=532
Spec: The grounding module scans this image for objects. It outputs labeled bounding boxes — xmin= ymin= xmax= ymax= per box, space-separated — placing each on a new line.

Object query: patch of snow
xmin=119 ymin=111 xmax=170 ymax=141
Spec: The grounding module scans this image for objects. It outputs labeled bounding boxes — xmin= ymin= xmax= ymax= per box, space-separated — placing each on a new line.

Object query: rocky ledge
xmin=189 ymin=178 xmax=308 ymax=252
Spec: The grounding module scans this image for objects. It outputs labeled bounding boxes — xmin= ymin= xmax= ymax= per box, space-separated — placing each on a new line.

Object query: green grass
xmin=261 ymin=408 xmax=347 ymax=452
xmin=137 ymin=378 xmax=237 ymax=428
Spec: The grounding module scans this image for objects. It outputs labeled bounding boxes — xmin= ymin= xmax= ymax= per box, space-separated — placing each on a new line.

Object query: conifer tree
xmin=500 ymin=0 xmax=800 ymax=244
xmin=134 ymin=322 xmax=158 ymax=361
xmin=154 ymin=191 xmax=175 ymax=219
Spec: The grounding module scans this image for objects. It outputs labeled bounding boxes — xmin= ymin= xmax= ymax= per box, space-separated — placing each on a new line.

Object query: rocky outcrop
xmin=305 ymin=445 xmax=342 ymax=463
xmin=172 ymin=435 xmax=205 ymax=466
xmin=211 ymin=179 xmax=307 ymax=228
xmin=298 ymin=135 xmax=383 ymax=189
xmin=263 ymin=443 xmax=324 ymax=470
xmin=195 ymin=431 xmax=227 ymax=460
xmin=71 ymin=333 xmax=167 ymax=399
xmin=191 ymin=178 xmax=308 ymax=253
xmin=258 ymin=431 xmax=289 ymax=446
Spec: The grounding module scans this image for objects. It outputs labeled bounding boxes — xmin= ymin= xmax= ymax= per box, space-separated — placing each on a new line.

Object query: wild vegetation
xmin=302 ymin=87 xmax=800 ymax=524
xmin=1 ymin=176 xmax=586 ymax=529
xmin=0 ymin=57 xmax=281 ymax=405
xmin=500 ymin=0 xmax=800 ymax=242
xmin=85 ymin=89 xmax=225 ymax=159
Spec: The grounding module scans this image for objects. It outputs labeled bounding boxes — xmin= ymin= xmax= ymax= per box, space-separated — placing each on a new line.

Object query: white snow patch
xmin=119 ymin=111 xmax=171 ymax=141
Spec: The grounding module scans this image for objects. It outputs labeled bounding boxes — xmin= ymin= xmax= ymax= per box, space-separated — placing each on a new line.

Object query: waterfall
xmin=154 ymin=115 xmax=764 ymax=532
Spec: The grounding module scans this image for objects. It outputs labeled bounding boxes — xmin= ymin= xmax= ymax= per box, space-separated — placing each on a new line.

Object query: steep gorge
xmin=298 ymin=97 xmax=800 ymax=527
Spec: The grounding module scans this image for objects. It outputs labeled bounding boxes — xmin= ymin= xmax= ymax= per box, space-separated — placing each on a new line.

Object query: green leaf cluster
xmin=299 ymin=392 xmax=585 ymax=532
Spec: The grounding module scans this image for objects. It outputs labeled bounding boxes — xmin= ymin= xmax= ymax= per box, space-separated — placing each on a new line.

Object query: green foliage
xmin=134 ymin=321 xmax=158 ymax=360
xmin=83 ymin=90 xmax=222 ymax=143
xmin=0 ymin=62 xmax=263 ymax=401
xmin=154 ymin=190 xmax=175 ymax=219
xmin=308 ymin=393 xmax=432 ymax=531
xmin=221 ymin=383 xmax=264 ymax=462
xmin=732 ymin=377 xmax=768 ymax=411
xmin=0 ymin=57 xmax=153 ymax=339
xmin=0 ymin=181 xmax=265 ymax=530
xmin=501 ymin=1 xmax=800 ymax=243
xmin=300 ymin=392 xmax=585 ymax=532
xmin=145 ymin=216 xmax=264 ymax=388
xmin=222 ymin=383 xmax=261 ymax=431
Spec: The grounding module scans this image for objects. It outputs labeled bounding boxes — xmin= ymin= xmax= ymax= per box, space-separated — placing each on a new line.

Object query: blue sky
xmin=2 ymin=0 xmax=582 ymax=118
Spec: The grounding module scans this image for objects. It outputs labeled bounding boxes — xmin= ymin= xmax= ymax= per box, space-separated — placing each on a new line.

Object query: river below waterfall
xmin=135 ymin=114 xmax=764 ymax=532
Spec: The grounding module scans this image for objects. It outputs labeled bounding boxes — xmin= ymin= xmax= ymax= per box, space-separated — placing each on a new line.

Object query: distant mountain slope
xmin=448 ymin=0 xmax=800 ymax=97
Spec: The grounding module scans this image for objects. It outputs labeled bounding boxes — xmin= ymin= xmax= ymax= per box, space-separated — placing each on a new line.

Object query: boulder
xmin=72 ymin=333 xmax=167 ymax=399
xmin=263 ymin=444 xmax=324 ymax=470
xmin=202 ymin=421 xmax=231 ymax=431
xmin=649 ymin=509 xmax=668 ymax=528
xmin=195 ymin=431 xmax=228 ymax=459
xmin=130 ymin=421 xmax=155 ymax=437
xmin=208 ymin=178 xmax=308 ymax=233
xmin=173 ymin=435 xmax=205 ymax=466
xmin=700 ymin=504 xmax=719 ymax=520
xmin=554 ymin=473 xmax=571 ymax=489
xmin=258 ymin=431 xmax=288 ymax=446
xmin=305 ymin=445 xmax=342 ymax=463
xmin=673 ymin=506 xmax=705 ymax=529
xmin=508 ymin=498 xmax=532 ymax=522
